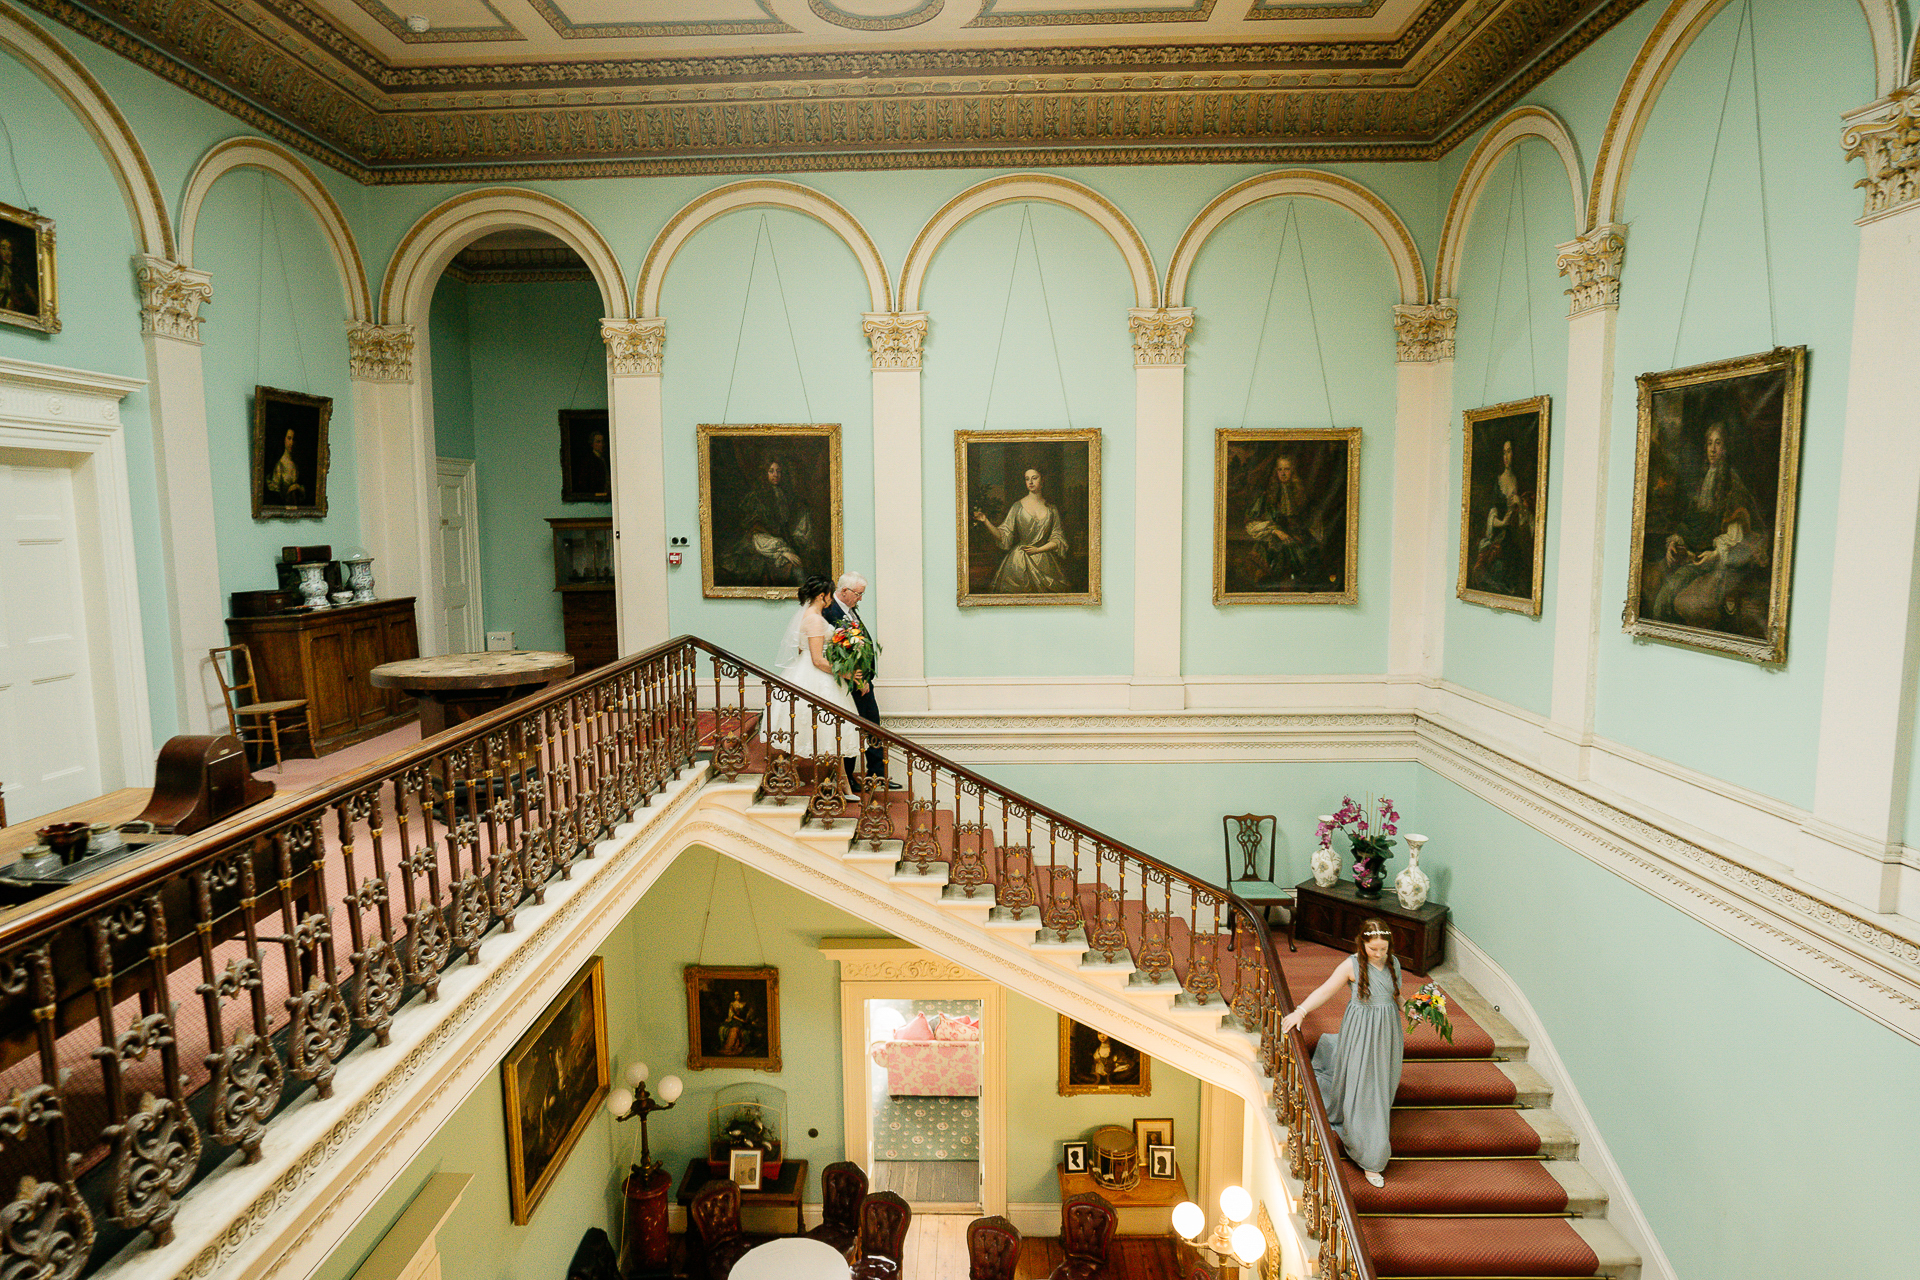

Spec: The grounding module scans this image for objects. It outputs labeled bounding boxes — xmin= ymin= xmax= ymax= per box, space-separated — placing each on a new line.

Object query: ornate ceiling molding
xmin=13 ymin=0 xmax=1652 ymax=183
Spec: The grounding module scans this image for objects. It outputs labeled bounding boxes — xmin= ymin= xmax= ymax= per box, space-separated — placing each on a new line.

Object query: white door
xmin=0 ymin=450 xmax=102 ymax=825
xmin=435 ymin=458 xmax=483 ymax=655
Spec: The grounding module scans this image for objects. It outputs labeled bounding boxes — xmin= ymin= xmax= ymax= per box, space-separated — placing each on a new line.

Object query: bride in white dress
xmin=774 ymin=575 xmax=857 ymax=755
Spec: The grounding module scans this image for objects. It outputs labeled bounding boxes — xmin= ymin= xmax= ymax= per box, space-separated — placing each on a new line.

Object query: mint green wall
xmin=1440 ymin=140 xmax=1577 ymax=715
xmin=195 ymin=170 xmax=362 ymax=595
xmin=429 ymin=274 xmax=474 ymax=460
xmin=461 ymin=278 xmax=608 ymax=652
xmin=1591 ymin=0 xmax=1870 ymax=807
xmin=1180 ymin=197 xmax=1403 ymax=675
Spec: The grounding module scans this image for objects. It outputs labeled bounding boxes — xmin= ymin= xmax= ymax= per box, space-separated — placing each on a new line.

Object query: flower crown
xmin=1362 ymin=928 xmax=1391 ymax=939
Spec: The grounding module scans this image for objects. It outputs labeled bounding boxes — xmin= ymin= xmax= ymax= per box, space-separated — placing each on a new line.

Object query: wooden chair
xmin=1048 ymin=1192 xmax=1117 ymax=1280
xmin=1223 ymin=813 xmax=1296 ymax=951
xmin=966 ymin=1216 xmax=1021 ymax=1280
xmin=688 ymin=1180 xmax=754 ymax=1280
xmin=806 ymin=1160 xmax=869 ymax=1260
xmin=850 ymin=1190 xmax=911 ymax=1280
xmin=210 ymin=644 xmax=309 ymax=769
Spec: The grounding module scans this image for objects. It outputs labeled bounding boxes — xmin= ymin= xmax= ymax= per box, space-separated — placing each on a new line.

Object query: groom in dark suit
xmin=822 ymin=572 xmax=895 ymax=789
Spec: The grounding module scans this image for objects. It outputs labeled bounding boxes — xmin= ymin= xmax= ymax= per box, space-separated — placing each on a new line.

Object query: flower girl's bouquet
xmin=1402 ymin=982 xmax=1454 ymax=1044
xmin=824 ymin=621 xmax=876 ymax=697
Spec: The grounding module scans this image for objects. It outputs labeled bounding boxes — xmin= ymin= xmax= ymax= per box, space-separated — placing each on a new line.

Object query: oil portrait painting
xmin=956 ymin=429 xmax=1101 ymax=606
xmin=251 ymin=385 xmax=332 ymax=520
xmin=1458 ymin=396 xmax=1550 ymax=615
xmin=686 ymin=965 xmax=782 ymax=1071
xmin=1058 ymin=1016 xmax=1149 ymax=1096
xmin=699 ymin=425 xmax=842 ymax=600
xmin=1214 ymin=428 xmax=1360 ymax=604
xmin=1624 ymin=347 xmax=1806 ymax=664
xmin=0 ymin=203 xmax=56 ymax=334
xmin=560 ymin=409 xmax=611 ymax=503
xmin=502 ymin=956 xmax=608 ymax=1224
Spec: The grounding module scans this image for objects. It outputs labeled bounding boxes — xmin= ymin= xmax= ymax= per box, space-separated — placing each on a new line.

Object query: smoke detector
xmin=405 ymin=14 xmax=430 ymax=33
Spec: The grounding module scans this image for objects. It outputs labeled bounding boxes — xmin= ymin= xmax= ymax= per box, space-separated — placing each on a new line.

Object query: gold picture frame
xmin=697 ymin=424 xmax=843 ymax=600
xmin=956 ymin=428 xmax=1102 ymax=606
xmin=0 ymin=202 xmax=57 ymax=334
xmin=1057 ymin=1016 xmax=1150 ymax=1095
xmin=501 ymin=956 xmax=609 ymax=1225
xmin=1457 ymin=395 xmax=1551 ymax=615
xmin=1624 ymin=346 xmax=1807 ymax=664
xmin=685 ymin=965 xmax=782 ymax=1071
xmin=1213 ymin=428 xmax=1361 ymax=604
xmin=251 ymin=385 xmax=333 ymax=520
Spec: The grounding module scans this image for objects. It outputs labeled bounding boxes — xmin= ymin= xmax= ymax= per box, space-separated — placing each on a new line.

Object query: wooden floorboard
xmin=872 ymin=1160 xmax=980 ymax=1205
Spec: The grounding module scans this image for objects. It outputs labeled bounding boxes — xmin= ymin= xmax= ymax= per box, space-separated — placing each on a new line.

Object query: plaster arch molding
xmin=1589 ymin=0 xmax=1903 ymax=231
xmin=381 ymin=188 xmax=628 ymax=325
xmin=0 ymin=4 xmax=171 ymax=259
xmin=636 ymin=180 xmax=890 ymax=318
xmin=1434 ymin=108 xmax=1585 ymax=304
xmin=1164 ymin=169 xmax=1427 ymax=309
xmin=897 ymin=174 xmax=1158 ymax=313
xmin=179 ymin=138 xmax=372 ymax=322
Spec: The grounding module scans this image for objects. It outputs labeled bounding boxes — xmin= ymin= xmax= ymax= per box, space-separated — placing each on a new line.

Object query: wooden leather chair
xmin=688 ymin=1180 xmax=754 ymax=1280
xmin=1048 ymin=1192 xmax=1117 ymax=1280
xmin=806 ymin=1160 xmax=869 ymax=1260
xmin=850 ymin=1190 xmax=911 ymax=1280
xmin=210 ymin=644 xmax=309 ymax=769
xmin=1223 ymin=812 xmax=1296 ymax=951
xmin=966 ymin=1216 xmax=1021 ymax=1280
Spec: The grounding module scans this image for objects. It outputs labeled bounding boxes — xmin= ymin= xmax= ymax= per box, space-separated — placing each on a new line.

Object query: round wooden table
xmin=368 ymin=650 xmax=575 ymax=738
xmin=730 ymin=1237 xmax=851 ymax=1280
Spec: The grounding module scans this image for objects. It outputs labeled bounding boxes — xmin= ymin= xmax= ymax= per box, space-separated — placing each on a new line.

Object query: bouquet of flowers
xmin=824 ymin=621 xmax=876 ymax=696
xmin=1323 ymin=793 xmax=1400 ymax=893
xmin=1402 ymin=981 xmax=1454 ymax=1044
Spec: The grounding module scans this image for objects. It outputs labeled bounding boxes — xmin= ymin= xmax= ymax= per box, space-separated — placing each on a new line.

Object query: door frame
xmin=0 ymin=358 xmax=154 ymax=802
xmin=822 ymin=938 xmax=1005 ymax=1215
xmin=433 ymin=456 xmax=484 ymax=654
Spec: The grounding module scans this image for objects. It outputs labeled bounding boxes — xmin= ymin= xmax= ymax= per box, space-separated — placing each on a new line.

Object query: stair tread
xmin=1343 ymin=1158 xmax=1569 ymax=1215
xmin=1359 ymin=1216 xmax=1601 ymax=1276
xmin=1383 ymin=1107 xmax=1544 ymax=1156
xmin=1396 ymin=1060 xmax=1518 ymax=1106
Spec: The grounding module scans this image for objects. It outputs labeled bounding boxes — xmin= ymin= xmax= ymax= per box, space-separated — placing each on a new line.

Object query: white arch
xmin=179 ymin=138 xmax=372 ymax=322
xmin=1434 ymin=107 xmax=1585 ymax=303
xmin=381 ymin=188 xmax=627 ymax=324
xmin=1589 ymin=0 xmax=1900 ymax=230
xmin=0 ymin=4 xmax=171 ymax=258
xmin=1164 ymin=169 xmax=1427 ymax=309
xmin=897 ymin=174 xmax=1157 ymax=314
xmin=636 ymin=180 xmax=890 ymax=318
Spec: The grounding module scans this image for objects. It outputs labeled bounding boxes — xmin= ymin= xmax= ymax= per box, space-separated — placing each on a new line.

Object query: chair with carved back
xmin=1048 ymin=1192 xmax=1117 ymax=1280
xmin=1222 ymin=812 xmax=1296 ymax=951
xmin=210 ymin=643 xmax=309 ymax=769
xmin=806 ymin=1160 xmax=869 ymax=1260
xmin=689 ymin=1180 xmax=754 ymax=1280
xmin=850 ymin=1190 xmax=912 ymax=1280
xmin=966 ymin=1215 xmax=1022 ymax=1280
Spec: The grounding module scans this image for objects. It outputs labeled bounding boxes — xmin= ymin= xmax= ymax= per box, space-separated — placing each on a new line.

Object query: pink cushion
xmin=935 ymin=1017 xmax=981 ymax=1042
xmin=896 ymin=1014 xmax=933 ymax=1041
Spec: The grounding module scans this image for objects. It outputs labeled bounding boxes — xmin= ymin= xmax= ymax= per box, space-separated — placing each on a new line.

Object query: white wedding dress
xmin=773 ymin=607 xmax=857 ymax=755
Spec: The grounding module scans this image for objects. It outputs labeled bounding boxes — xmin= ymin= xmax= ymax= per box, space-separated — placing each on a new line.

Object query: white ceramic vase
xmin=1310 ymin=814 xmax=1340 ymax=888
xmin=294 ymin=561 xmax=330 ymax=610
xmin=1395 ymin=833 xmax=1431 ymax=910
xmin=343 ymin=555 xmax=376 ymax=602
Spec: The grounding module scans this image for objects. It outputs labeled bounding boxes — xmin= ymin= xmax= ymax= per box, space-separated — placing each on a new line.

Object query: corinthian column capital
xmin=603 ymin=318 xmax=666 ymax=376
xmin=1128 ymin=307 xmax=1194 ymax=368
xmin=1391 ymin=301 xmax=1458 ymax=362
xmin=135 ymin=256 xmax=213 ymax=343
xmin=1842 ymin=82 xmax=1920 ymax=222
xmin=347 ymin=323 xmax=417 ymax=382
xmin=863 ymin=312 xmax=928 ymax=371
xmin=1555 ymin=224 xmax=1628 ymax=316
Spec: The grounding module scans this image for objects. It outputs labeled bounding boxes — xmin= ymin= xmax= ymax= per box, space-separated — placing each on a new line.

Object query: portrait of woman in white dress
xmin=956 ymin=429 xmax=1101 ymax=605
xmin=973 ymin=468 xmax=1071 ymax=594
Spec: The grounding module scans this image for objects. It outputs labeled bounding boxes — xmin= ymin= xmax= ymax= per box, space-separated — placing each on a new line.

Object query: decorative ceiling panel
xmin=14 ymin=0 xmax=1649 ymax=182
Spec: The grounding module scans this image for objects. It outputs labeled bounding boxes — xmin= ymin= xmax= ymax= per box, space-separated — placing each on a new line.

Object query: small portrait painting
xmin=685 ymin=965 xmax=782 ymax=1071
xmin=251 ymin=386 xmax=332 ymax=520
xmin=1214 ymin=428 xmax=1360 ymax=604
xmin=560 ymin=409 xmax=612 ymax=502
xmin=1062 ymin=1141 xmax=1089 ymax=1174
xmin=1458 ymin=396 xmax=1551 ymax=615
xmin=729 ymin=1148 xmax=764 ymax=1191
xmin=1146 ymin=1144 xmax=1176 ymax=1180
xmin=698 ymin=425 xmax=843 ymax=600
xmin=956 ymin=429 xmax=1101 ymax=606
xmin=1625 ymin=346 xmax=1807 ymax=663
xmin=0 ymin=203 xmax=56 ymax=334
xmin=1057 ymin=1016 xmax=1150 ymax=1096
xmin=501 ymin=956 xmax=609 ymax=1224
xmin=1133 ymin=1117 xmax=1174 ymax=1153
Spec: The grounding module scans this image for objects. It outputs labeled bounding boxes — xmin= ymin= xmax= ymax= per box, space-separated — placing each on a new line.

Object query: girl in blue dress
xmin=1279 ymin=920 xmax=1404 ymax=1187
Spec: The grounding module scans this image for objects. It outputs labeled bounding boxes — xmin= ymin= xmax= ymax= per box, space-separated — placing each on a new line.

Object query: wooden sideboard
xmin=226 ymin=598 xmax=420 ymax=756
xmin=1293 ymin=878 xmax=1449 ymax=975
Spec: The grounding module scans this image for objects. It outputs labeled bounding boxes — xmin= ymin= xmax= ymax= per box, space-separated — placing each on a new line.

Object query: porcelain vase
xmin=343 ymin=555 xmax=376 ymax=602
xmin=295 ymin=561 xmax=330 ymax=610
xmin=1310 ymin=814 xmax=1340 ymax=887
xmin=1395 ymin=834 xmax=1431 ymax=910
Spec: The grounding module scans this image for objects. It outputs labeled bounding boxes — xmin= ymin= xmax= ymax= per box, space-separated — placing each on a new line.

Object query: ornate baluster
xmin=1185 ymin=889 xmax=1221 ymax=1005
xmin=192 ymin=853 xmax=283 ymax=1162
xmin=996 ymin=807 xmax=1037 ymax=918
xmin=440 ymin=748 xmax=488 ymax=964
xmin=854 ymin=747 xmax=896 ymax=847
xmin=0 ymin=944 xmax=94 ymax=1278
xmin=339 ymin=788 xmax=405 ymax=1044
xmin=807 ymin=749 xmax=848 ymax=825
xmin=1088 ymin=883 xmax=1127 ymax=962
xmin=950 ymin=822 xmax=989 ymax=897
xmin=272 ymin=816 xmax=351 ymax=1098
xmin=517 ymin=714 xmax=556 ymax=896
xmin=1041 ymin=828 xmax=1083 ymax=943
xmin=482 ymin=731 xmax=525 ymax=931
xmin=713 ymin=660 xmax=749 ymax=779
xmin=1137 ymin=868 xmax=1173 ymax=980
xmin=396 ymin=765 xmax=453 ymax=997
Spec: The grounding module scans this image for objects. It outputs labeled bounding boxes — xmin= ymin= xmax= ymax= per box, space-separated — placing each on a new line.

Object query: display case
xmin=547 ymin=517 xmax=616 ymax=671
xmin=706 ymin=1081 xmax=786 ymax=1178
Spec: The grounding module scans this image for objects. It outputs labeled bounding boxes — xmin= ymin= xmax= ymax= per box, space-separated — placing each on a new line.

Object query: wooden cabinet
xmin=1293 ymin=878 xmax=1449 ymax=975
xmin=547 ymin=517 xmax=616 ymax=672
xmin=226 ymin=598 xmax=420 ymax=756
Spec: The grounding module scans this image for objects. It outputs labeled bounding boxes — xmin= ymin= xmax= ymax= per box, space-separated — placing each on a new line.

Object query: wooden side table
xmin=1292 ymin=878 xmax=1448 ymax=974
xmin=368 ymin=650 xmax=575 ymax=738
xmin=677 ymin=1157 xmax=809 ymax=1237
xmin=1055 ymin=1162 xmax=1188 ymax=1236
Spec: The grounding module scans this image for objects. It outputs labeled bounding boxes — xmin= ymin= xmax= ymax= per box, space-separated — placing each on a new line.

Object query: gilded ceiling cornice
xmin=12 ymin=0 xmax=1648 ymax=184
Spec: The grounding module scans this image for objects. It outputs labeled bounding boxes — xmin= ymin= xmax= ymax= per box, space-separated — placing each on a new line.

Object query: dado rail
xmin=0 ymin=638 xmax=1366 ymax=1280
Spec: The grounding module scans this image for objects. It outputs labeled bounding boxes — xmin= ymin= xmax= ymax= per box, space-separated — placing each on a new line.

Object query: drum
xmin=1091 ymin=1124 xmax=1139 ymax=1191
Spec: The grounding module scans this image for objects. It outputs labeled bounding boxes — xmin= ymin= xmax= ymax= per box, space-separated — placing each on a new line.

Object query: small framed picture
xmin=1133 ymin=1117 xmax=1173 ymax=1153
xmin=252 ymin=385 xmax=333 ymax=520
xmin=729 ymin=1147 xmax=763 ymax=1191
xmin=559 ymin=409 xmax=612 ymax=503
xmin=1146 ymin=1144 xmax=1176 ymax=1180
xmin=1062 ymin=1141 xmax=1089 ymax=1175
xmin=0 ymin=202 xmax=57 ymax=334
